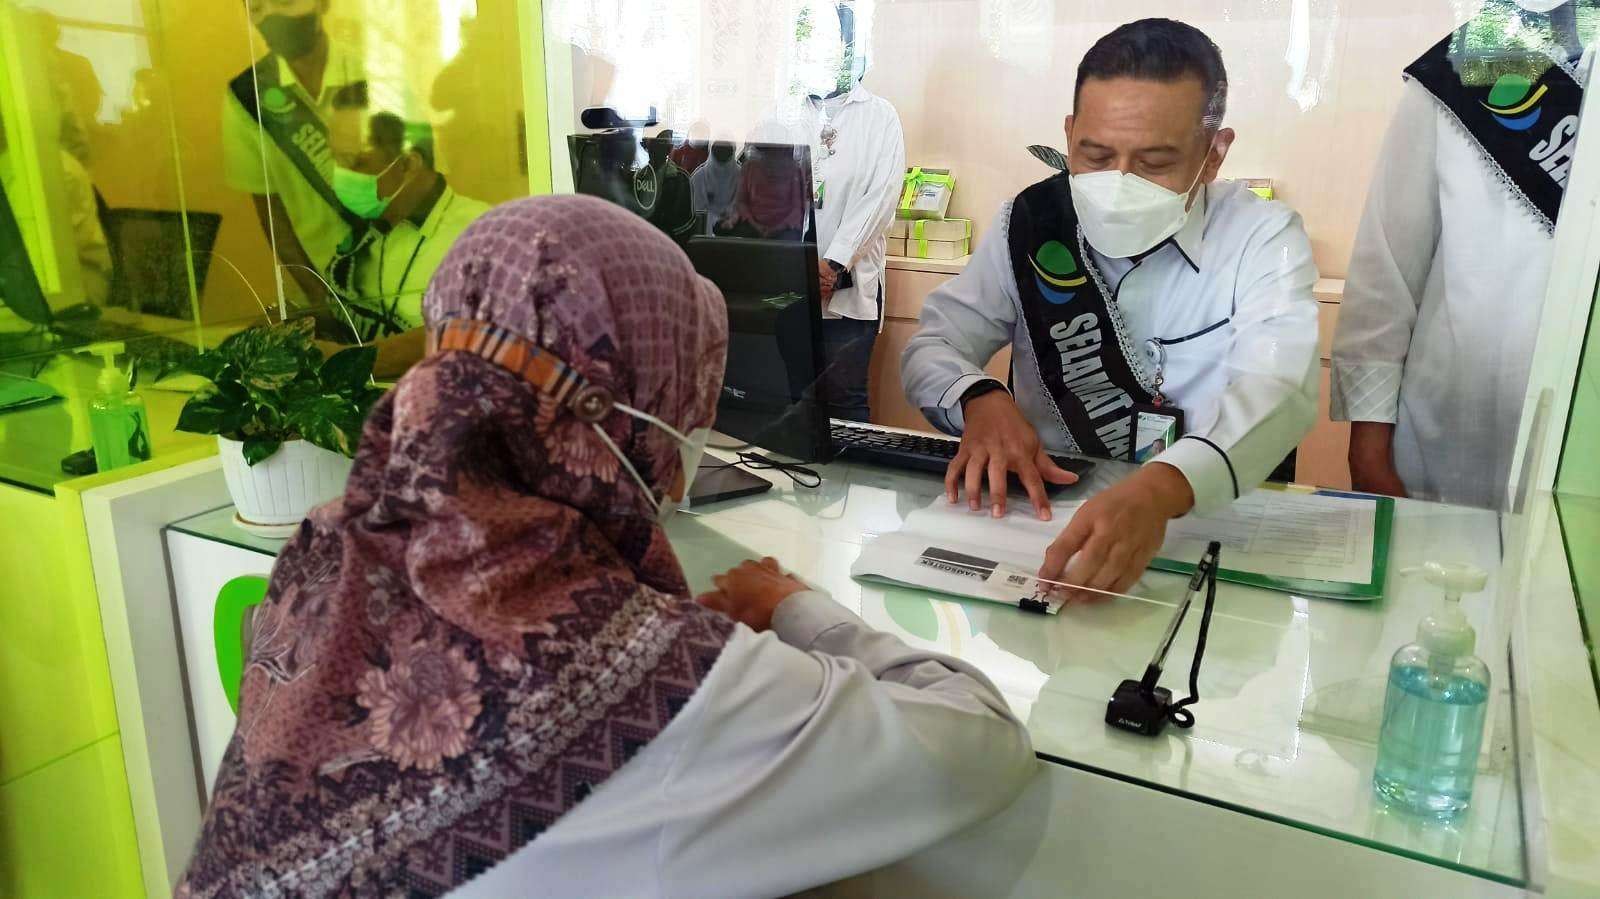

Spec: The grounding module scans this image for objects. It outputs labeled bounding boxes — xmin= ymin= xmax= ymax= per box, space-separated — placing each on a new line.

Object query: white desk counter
xmin=156 ymin=453 xmax=1598 ymax=898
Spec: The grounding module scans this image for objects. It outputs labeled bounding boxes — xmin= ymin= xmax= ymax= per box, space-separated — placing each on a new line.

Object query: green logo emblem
xmin=1481 ymin=73 xmax=1546 ymax=131
xmin=259 ymin=86 xmax=295 ymax=117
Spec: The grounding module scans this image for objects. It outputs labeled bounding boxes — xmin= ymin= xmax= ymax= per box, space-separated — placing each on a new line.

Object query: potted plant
xmin=176 ymin=318 xmax=385 ymax=532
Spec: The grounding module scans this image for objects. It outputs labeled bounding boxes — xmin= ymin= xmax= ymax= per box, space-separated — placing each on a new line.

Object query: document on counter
xmin=851 ymin=488 xmax=1394 ymax=608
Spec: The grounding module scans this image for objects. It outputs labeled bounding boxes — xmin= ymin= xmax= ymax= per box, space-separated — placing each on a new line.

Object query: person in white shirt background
xmin=791 ymin=0 xmax=906 ymax=422
xmin=336 ymin=116 xmax=490 ymax=377
xmin=1332 ymin=0 xmax=1593 ymax=510
xmin=902 ymin=18 xmax=1319 ymax=597
xmin=222 ymin=0 xmax=368 ymax=307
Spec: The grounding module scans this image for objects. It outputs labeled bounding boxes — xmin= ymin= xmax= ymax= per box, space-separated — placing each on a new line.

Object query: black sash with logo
xmin=228 ymin=59 xmax=374 ymax=301
xmin=1007 ymin=174 xmax=1153 ymax=458
xmin=1405 ymin=7 xmax=1584 ymax=234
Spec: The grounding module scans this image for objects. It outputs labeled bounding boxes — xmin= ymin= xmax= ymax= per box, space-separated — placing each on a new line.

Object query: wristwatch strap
xmin=958 ymin=379 xmax=1008 ymax=409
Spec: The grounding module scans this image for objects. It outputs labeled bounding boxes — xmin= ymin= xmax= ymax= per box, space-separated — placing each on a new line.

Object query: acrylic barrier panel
xmin=543 ymin=0 xmax=1600 ymax=518
xmin=213 ymin=0 xmax=536 ymax=379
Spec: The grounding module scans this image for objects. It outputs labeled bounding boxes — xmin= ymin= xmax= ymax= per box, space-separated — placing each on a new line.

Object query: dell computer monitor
xmin=569 ymin=131 xmax=832 ymax=461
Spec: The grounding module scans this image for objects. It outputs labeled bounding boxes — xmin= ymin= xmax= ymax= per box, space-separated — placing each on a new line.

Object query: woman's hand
xmin=696 ymin=557 xmax=809 ymax=631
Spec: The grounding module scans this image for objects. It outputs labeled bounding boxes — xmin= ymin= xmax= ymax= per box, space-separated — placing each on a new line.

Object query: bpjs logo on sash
xmin=1029 ymin=240 xmax=1087 ymax=306
xmin=1484 ymin=72 xmax=1581 ymax=188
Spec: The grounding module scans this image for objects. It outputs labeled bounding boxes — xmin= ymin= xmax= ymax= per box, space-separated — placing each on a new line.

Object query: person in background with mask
xmin=1332 ymin=0 xmax=1591 ymax=509
xmin=175 ymin=196 xmax=1034 ymax=897
xmin=337 ymin=123 xmax=489 ymax=377
xmin=791 ymin=0 xmax=905 ymax=423
xmin=690 ymin=138 xmax=740 ymax=235
xmin=222 ymin=0 xmax=368 ymax=307
xmin=902 ymin=19 xmax=1318 ymax=597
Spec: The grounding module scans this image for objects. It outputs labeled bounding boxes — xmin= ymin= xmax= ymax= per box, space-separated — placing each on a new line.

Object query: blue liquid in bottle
xmin=1373 ymin=664 xmax=1489 ymax=817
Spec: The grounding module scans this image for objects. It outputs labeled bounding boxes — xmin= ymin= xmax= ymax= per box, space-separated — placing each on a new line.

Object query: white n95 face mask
xmin=1070 ymin=158 xmax=1208 ymax=259
xmin=589 ymin=403 xmax=712 ymax=523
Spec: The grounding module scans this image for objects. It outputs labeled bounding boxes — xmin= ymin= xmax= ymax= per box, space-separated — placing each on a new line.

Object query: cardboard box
xmin=900 ymin=167 xmax=955 ymax=220
xmin=906 ymin=238 xmax=969 ymax=260
xmin=886 ymin=237 xmax=908 ymax=257
xmin=904 ymin=218 xmax=972 ymax=259
xmin=888 ymin=218 xmax=912 ymax=239
xmin=1241 ymin=178 xmax=1274 ymax=200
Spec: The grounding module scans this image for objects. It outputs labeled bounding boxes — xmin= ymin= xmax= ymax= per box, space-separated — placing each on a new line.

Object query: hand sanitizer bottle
xmin=76 ymin=342 xmax=152 ymax=472
xmin=1372 ymin=562 xmax=1492 ymax=818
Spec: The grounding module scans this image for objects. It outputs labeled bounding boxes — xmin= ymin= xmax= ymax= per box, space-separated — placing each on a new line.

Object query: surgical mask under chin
xmin=589 ymin=404 xmax=711 ymax=523
xmin=1070 ymin=160 xmax=1206 ymax=259
xmin=333 ymin=157 xmax=405 ymax=220
xmin=257 ymin=12 xmax=321 ymax=59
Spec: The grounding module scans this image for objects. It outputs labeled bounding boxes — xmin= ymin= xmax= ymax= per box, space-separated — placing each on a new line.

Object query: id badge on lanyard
xmin=1129 ymin=338 xmax=1185 ymax=463
xmin=814 ymin=119 xmax=837 ymax=210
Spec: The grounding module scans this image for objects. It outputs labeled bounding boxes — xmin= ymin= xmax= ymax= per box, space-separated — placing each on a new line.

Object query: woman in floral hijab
xmin=179 ymin=195 xmax=1034 ymax=898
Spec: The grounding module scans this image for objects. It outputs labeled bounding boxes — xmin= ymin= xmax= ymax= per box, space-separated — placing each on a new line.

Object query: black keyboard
xmin=831 ymin=421 xmax=1095 ymax=493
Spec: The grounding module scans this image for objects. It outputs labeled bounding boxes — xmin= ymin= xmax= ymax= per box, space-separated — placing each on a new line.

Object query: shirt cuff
xmin=933 ymin=374 xmax=1004 ymax=434
xmin=1153 ymin=436 xmax=1238 ymax=517
xmin=1329 ymin=360 xmax=1402 ymax=423
xmin=771 ymin=590 xmax=862 ymax=652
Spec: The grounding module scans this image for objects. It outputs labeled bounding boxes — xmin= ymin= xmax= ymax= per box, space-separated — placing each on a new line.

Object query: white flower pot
xmin=218 ymin=436 xmax=353 ymax=527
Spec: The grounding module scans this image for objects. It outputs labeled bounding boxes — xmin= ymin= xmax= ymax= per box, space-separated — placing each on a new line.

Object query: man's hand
xmin=947 ymin=389 xmax=1079 ymax=520
xmin=696 ymin=557 xmax=809 ymax=632
xmin=1348 ymin=421 xmax=1408 ymax=498
xmin=1039 ymin=462 xmax=1194 ymax=599
xmin=817 ymin=259 xmax=839 ymax=302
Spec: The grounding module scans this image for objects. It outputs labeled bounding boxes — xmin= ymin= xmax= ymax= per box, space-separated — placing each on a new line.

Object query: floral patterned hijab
xmin=178 ymin=195 xmax=733 ymax=897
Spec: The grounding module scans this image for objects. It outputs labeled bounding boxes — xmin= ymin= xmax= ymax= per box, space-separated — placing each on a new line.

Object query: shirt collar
xmin=1169 ymin=184 xmax=1207 ymax=272
xmin=809 ymin=81 xmax=871 ymax=107
xmin=274 ymin=39 xmax=358 ymax=105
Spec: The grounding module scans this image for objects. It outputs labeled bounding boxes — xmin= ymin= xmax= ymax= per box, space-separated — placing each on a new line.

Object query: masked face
xmin=332 ymin=153 xmax=408 ymax=220
xmin=711 ymin=142 xmax=736 ymax=163
xmin=257 ymin=12 xmax=321 ymax=59
xmin=1070 ymin=153 xmax=1209 ymax=259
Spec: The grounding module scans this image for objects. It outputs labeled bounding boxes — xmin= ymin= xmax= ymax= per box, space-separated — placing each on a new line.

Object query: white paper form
xmin=853 ymin=491 xmax=1381 ymax=607
xmin=1160 ymin=492 xmax=1377 ymax=585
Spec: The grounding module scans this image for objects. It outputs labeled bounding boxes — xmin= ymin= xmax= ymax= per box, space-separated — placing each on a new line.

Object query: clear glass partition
xmin=536 ymin=0 xmax=1600 ymax=884
xmin=0 ymin=0 xmax=543 ymax=492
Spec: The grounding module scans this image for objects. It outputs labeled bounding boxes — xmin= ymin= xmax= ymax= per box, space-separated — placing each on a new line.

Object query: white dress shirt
xmin=221 ymin=44 xmax=366 ymax=271
xmin=451 ymin=592 xmax=1035 ymax=899
xmin=786 ymin=84 xmax=906 ymax=322
xmin=902 ymin=179 xmax=1320 ymax=516
xmin=1331 ymin=78 xmax=1564 ymax=510
xmin=351 ymin=182 xmax=490 ymax=329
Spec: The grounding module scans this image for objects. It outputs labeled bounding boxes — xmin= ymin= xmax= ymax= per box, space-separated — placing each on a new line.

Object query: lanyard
xmin=377 ymin=192 xmax=455 ymax=325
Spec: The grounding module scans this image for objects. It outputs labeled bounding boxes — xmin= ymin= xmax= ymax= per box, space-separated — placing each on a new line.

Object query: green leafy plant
xmin=175 ymin=317 xmax=386 ymax=466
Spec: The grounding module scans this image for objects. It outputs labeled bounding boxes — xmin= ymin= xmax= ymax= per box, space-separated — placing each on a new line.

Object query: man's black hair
xmin=1074 ymin=18 xmax=1228 ymax=128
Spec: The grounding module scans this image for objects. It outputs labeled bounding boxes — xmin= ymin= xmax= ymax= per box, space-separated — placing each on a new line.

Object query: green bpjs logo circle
xmin=1481 ymin=73 xmax=1548 ymax=132
xmin=1030 ymin=239 xmax=1087 ymax=305
xmin=259 ymin=86 xmax=296 ymax=118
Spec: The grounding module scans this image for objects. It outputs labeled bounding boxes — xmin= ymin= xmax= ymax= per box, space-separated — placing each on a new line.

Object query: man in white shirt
xmin=1332 ymin=0 xmax=1590 ymax=510
xmin=793 ymin=1 xmax=906 ymax=422
xmin=340 ymin=132 xmax=489 ymax=377
xmin=221 ymin=0 xmax=367 ymax=305
xmin=902 ymin=18 xmax=1318 ymax=596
